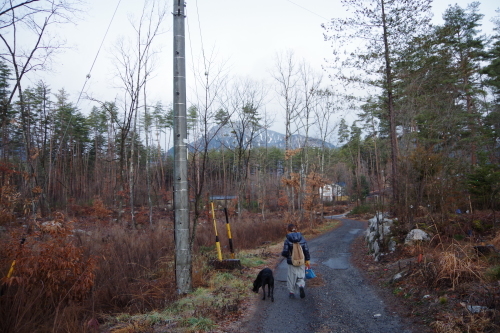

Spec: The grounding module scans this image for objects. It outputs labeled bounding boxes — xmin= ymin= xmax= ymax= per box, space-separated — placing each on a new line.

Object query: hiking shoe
xmin=299 ymin=286 xmax=305 ymax=298
xmin=289 ymin=293 xmax=295 ymax=299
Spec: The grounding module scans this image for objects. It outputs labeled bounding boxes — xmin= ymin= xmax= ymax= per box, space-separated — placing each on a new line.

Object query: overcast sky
xmin=29 ymin=0 xmax=500 ymax=138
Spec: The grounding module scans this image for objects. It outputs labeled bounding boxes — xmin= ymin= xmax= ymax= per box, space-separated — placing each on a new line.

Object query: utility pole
xmin=173 ymin=0 xmax=191 ymax=294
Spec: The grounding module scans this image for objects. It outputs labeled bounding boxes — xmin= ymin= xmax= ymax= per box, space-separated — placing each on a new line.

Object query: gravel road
xmin=238 ymin=218 xmax=414 ymax=333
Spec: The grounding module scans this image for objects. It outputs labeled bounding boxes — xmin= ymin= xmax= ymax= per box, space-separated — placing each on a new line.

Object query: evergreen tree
xmin=436 ymin=2 xmax=486 ymax=165
xmin=481 ymin=9 xmax=500 ymax=163
xmin=52 ymin=89 xmax=89 ymax=155
xmin=323 ymin=0 xmax=433 ymax=206
xmin=0 ymin=61 xmax=12 ymax=159
xmin=87 ymin=105 xmax=108 ymax=164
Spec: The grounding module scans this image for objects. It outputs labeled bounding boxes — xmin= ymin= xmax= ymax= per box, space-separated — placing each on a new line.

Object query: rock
xmin=388 ymin=239 xmax=397 ymax=252
xmin=404 ymin=229 xmax=430 ymax=245
xmin=368 ymin=213 xmax=393 ymax=232
xmin=40 ymin=221 xmax=62 ymax=233
xmin=364 ymin=212 xmax=396 ymax=260
xmin=372 ymin=240 xmax=380 ymax=257
xmin=366 ymin=231 xmax=376 ymax=245
xmin=466 ymin=305 xmax=488 ymax=314
xmin=390 ymin=270 xmax=409 ymax=284
xmin=379 ymin=225 xmax=391 ymax=240
xmin=73 ymin=229 xmax=92 ymax=236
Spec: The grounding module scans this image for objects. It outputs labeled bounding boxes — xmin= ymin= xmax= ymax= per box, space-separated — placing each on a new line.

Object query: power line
xmin=195 ymin=0 xmax=207 ymax=73
xmin=58 ymin=0 xmax=122 ymax=160
xmin=76 ymin=0 xmax=122 ymax=106
xmin=186 ymin=8 xmax=201 ymax=105
xmin=285 ymin=0 xmax=330 ymax=21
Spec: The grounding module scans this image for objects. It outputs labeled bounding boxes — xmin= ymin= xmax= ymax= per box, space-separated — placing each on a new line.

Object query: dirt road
xmin=237 ymin=218 xmax=415 ymax=333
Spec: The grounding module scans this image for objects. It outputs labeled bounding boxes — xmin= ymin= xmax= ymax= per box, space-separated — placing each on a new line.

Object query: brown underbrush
xmin=0 ymin=213 xmax=98 ymax=333
xmin=0 ymin=205 xmax=333 ymax=332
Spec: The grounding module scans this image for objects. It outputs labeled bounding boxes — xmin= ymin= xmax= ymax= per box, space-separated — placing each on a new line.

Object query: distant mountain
xmin=168 ymin=125 xmax=335 ymax=155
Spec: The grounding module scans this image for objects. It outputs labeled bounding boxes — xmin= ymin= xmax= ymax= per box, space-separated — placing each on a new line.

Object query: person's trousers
xmin=287 ymin=264 xmax=305 ymax=294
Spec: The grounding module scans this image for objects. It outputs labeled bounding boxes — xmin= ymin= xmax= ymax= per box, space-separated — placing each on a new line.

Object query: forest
xmin=1 ymin=0 xmax=500 ymax=332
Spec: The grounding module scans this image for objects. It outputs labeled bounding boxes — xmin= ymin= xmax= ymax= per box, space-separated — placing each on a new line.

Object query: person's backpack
xmin=291 ymin=242 xmax=305 ymax=266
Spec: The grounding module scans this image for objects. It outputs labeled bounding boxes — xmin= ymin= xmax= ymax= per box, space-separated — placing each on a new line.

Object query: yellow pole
xmin=6 ymin=260 xmax=16 ymax=278
xmin=224 ymin=208 xmax=235 ymax=259
xmin=211 ymin=202 xmax=223 ymax=261
xmin=3 ymin=238 xmax=25 ymax=285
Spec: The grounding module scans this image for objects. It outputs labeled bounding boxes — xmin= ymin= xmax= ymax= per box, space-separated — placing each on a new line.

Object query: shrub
xmin=349 ymin=204 xmax=374 ymax=215
xmin=484 ymin=265 xmax=500 ymax=282
xmin=431 ymin=244 xmax=486 ymax=289
xmin=83 ymin=222 xmax=178 ymax=314
xmin=0 ymin=213 xmax=97 ymax=332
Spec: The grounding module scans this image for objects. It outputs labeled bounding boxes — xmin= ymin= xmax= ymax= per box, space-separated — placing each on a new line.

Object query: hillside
xmin=168 ymin=125 xmax=335 ymax=155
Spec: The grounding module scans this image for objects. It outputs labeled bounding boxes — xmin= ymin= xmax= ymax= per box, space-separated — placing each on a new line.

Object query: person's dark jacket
xmin=281 ymin=232 xmax=310 ymax=265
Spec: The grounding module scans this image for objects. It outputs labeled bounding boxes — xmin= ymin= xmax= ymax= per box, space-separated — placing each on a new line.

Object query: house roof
xmin=209 ymin=195 xmax=238 ymax=200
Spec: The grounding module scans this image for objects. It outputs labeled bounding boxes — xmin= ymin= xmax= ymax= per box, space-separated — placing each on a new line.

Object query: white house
xmin=319 ymin=184 xmax=345 ymax=202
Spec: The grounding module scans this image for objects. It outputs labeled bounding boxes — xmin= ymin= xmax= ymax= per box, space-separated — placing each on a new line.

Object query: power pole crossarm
xmin=173 ymin=0 xmax=191 ymax=294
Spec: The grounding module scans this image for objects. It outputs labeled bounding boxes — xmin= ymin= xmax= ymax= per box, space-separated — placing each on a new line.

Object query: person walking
xmin=281 ymin=223 xmax=310 ymax=299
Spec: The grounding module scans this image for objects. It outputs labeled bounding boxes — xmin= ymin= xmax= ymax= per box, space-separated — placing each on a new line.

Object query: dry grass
xmin=0 ymin=206 xmax=339 ymax=332
xmin=490 ymin=231 xmax=500 ymax=249
xmin=0 ymin=214 xmax=179 ymax=332
xmin=388 ymin=222 xmax=500 ymax=332
xmin=193 ymin=211 xmax=290 ymax=256
xmin=430 ymin=314 xmax=462 ymax=333
xmin=0 ymin=214 xmax=97 ymax=333
xmin=82 ymin=221 xmax=178 ymax=314
xmin=411 ymin=242 xmax=487 ymax=290
xmin=431 ymin=311 xmax=500 ymax=333
xmin=434 ymin=244 xmax=487 ymax=289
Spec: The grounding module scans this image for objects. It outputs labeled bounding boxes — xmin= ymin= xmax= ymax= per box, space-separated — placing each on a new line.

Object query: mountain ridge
xmin=168 ymin=125 xmax=335 ymax=154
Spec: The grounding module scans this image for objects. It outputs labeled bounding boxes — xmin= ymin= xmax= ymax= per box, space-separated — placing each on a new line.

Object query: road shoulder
xmin=349 ymin=220 xmax=433 ymax=333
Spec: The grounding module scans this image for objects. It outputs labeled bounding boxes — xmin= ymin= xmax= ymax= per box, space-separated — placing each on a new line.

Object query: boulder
xmin=364 ymin=212 xmax=396 ymax=260
xmin=466 ymin=305 xmax=489 ymax=314
xmin=404 ymin=229 xmax=430 ymax=245
xmin=367 ymin=213 xmax=393 ymax=232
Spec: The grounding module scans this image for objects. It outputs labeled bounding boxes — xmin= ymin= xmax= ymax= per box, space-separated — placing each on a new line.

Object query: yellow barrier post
xmin=6 ymin=260 xmax=16 ymax=278
xmin=224 ymin=208 xmax=235 ymax=259
xmin=210 ymin=202 xmax=223 ymax=261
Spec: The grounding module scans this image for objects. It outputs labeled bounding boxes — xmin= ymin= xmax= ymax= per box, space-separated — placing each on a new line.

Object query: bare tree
xmin=0 ymin=0 xmax=81 ymax=217
xmin=110 ymin=0 xmax=166 ymax=226
xmin=223 ymin=78 xmax=267 ymax=216
xmin=0 ymin=0 xmax=82 ymax=108
xmin=187 ymin=52 xmax=230 ymax=247
xmin=296 ymin=60 xmax=322 ymax=213
xmin=313 ymin=89 xmax=339 ymax=175
xmin=272 ymin=50 xmax=302 ymax=211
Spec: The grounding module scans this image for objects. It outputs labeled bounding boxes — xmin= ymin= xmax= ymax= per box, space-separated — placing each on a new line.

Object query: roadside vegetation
xmin=349 ymin=204 xmax=500 ymax=333
xmin=0 ymin=201 xmax=344 ymax=333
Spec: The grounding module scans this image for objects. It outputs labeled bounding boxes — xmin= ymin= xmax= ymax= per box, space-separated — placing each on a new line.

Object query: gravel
xmin=236 ymin=218 xmax=415 ymax=333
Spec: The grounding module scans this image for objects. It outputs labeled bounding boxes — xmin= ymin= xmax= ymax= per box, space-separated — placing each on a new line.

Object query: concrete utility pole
xmin=173 ymin=0 xmax=191 ymax=294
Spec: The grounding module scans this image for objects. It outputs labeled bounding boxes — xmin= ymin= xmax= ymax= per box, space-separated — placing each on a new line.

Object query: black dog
xmin=252 ymin=267 xmax=274 ymax=302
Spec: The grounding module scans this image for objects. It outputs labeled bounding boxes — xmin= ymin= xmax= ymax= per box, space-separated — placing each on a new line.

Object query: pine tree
xmin=435 ymin=3 xmax=486 ymax=165
xmin=0 ymin=61 xmax=12 ymax=159
xmin=481 ymin=9 xmax=500 ymax=163
xmin=323 ymin=0 xmax=433 ymax=207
